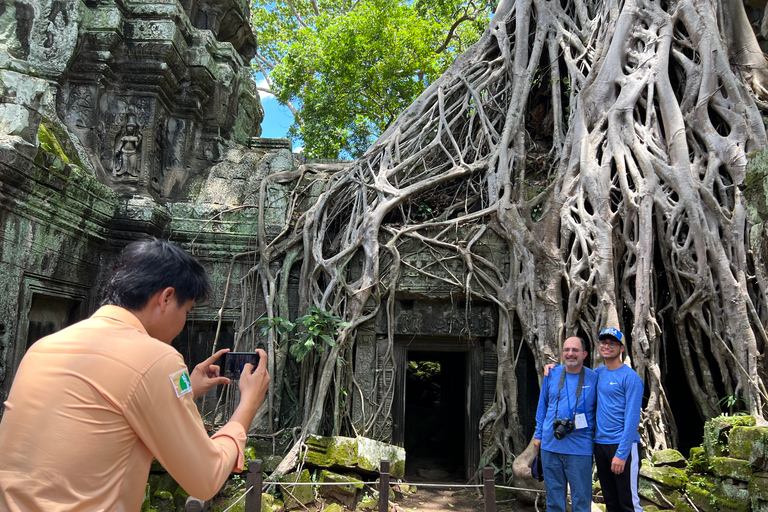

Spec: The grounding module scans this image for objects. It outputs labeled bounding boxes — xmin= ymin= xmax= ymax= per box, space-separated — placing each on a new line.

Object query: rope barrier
xmin=257 ymin=477 xmax=544 ymax=493
xmin=496 ymin=484 xmax=546 ymax=494
xmin=219 ymin=485 xmax=253 ymax=512
xmin=262 ymin=480 xmax=377 ymax=486
xmin=390 ymin=482 xmax=483 ymax=489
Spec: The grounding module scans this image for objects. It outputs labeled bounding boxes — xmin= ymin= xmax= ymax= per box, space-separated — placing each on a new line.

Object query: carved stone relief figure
xmin=155 ymin=117 xmax=167 ymax=176
xmin=64 ymin=85 xmax=94 ymax=129
xmin=44 ymin=0 xmax=68 ymax=49
xmin=166 ymin=117 xmax=186 ymax=170
xmin=113 ymin=114 xmax=142 ymax=178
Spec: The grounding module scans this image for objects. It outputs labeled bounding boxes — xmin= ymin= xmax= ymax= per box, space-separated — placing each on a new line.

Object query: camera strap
xmin=554 ymin=366 xmax=585 ymax=418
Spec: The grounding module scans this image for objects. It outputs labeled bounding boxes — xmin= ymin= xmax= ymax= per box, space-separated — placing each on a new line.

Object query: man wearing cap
xmin=594 ymin=328 xmax=644 ymax=512
xmin=533 ymin=337 xmax=598 ymax=512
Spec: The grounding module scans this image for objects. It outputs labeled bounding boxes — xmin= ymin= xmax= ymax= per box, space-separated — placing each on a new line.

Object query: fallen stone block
xmin=703 ymin=416 xmax=756 ymax=459
xmin=688 ymin=447 xmax=709 ymax=474
xmin=729 ymin=426 xmax=768 ymax=469
xmin=640 ymin=465 xmax=688 ymax=489
xmin=317 ymin=470 xmax=364 ymax=509
xmin=279 ymin=469 xmax=315 ymax=510
xmin=686 ymin=475 xmax=749 ymax=512
xmin=710 ymin=457 xmax=754 ymax=482
xmin=304 ymin=435 xmax=406 ymax=479
xmin=652 ymin=450 xmax=687 ymax=468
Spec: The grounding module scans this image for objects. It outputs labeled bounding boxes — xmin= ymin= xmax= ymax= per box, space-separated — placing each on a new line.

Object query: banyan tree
xmin=235 ymin=0 xmax=768 ymax=470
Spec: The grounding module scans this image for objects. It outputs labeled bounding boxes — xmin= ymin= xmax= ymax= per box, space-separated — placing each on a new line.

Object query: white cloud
xmin=256 ymin=77 xmax=276 ymax=101
xmin=294 ymin=146 xmax=304 ymax=153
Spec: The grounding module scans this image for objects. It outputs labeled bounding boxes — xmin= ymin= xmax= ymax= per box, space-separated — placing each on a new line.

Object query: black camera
xmin=552 ymin=418 xmax=574 ymax=440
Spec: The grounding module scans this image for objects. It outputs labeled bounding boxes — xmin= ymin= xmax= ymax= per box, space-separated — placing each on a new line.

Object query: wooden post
xmin=483 ymin=466 xmax=496 ymax=512
xmin=379 ymin=459 xmax=390 ymax=512
xmin=245 ymin=459 xmax=263 ymax=512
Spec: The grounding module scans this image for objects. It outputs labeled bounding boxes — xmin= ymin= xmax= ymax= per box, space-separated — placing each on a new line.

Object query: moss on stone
xmin=279 ymin=469 xmax=314 ymax=510
xmin=303 ymin=435 xmax=406 ymax=479
xmin=393 ymin=460 xmax=406 ymax=479
xmin=141 ymin=483 xmax=151 ymax=512
xmin=323 ymin=504 xmax=344 ymax=512
xmin=686 ymin=475 xmax=750 ymax=512
xmin=703 ymin=416 xmax=756 ymax=459
xmin=688 ymin=447 xmax=709 ymax=474
xmin=496 ymin=487 xmax=516 ymax=502
xmin=640 ymin=466 xmax=689 ymax=489
xmin=173 ymin=487 xmax=189 ymax=511
xmin=674 ymin=496 xmax=696 ymax=512
xmin=638 ymin=476 xmax=682 ymax=507
xmin=749 ymin=472 xmax=768 ymax=501
xmin=152 ymin=490 xmax=175 ymax=512
xmin=709 ymin=457 xmax=754 ymax=482
xmin=36 ymin=118 xmax=86 ymax=171
xmin=358 ymin=496 xmax=378 ymax=511
xmin=37 ymin=122 xmax=70 ymax=164
xmin=213 ymin=495 xmax=246 ymax=512
xmin=261 ymin=493 xmax=284 ymax=512
xmin=653 ymin=450 xmax=687 ymax=468
xmin=729 ymin=426 xmax=768 ymax=466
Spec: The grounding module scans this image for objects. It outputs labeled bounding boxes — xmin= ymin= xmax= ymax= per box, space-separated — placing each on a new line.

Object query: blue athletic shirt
xmin=534 ymin=365 xmax=598 ymax=455
xmin=594 ymin=364 xmax=644 ymax=460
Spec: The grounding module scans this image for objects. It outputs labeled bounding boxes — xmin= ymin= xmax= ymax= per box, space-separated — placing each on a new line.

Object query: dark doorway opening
xmin=664 ymin=329 xmax=707 ymax=455
xmin=26 ymin=294 xmax=82 ymax=349
xmin=404 ymin=350 xmax=466 ymax=480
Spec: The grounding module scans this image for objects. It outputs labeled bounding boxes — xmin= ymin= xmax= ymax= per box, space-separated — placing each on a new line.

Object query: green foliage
xmin=718 ymin=394 xmax=749 ymax=416
xmin=291 ymin=306 xmax=349 ymax=361
xmin=407 ymin=360 xmax=441 ymax=380
xmin=256 ymin=315 xmax=296 ymax=336
xmin=252 ymin=0 xmax=493 ymax=158
xmin=257 ymin=306 xmax=349 ymax=362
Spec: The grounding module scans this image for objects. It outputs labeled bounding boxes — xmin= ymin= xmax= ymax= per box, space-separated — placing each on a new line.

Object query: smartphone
xmin=221 ymin=352 xmax=260 ymax=380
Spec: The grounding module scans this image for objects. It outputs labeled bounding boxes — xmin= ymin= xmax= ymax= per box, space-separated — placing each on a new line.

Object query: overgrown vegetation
xmin=222 ymin=0 xmax=768 ymax=477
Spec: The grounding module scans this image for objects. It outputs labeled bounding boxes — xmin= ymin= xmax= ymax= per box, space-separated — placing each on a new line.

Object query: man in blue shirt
xmin=534 ymin=337 xmax=598 ymax=512
xmin=594 ymin=328 xmax=644 ymax=512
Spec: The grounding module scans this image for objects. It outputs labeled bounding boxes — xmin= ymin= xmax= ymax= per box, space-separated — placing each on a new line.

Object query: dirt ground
xmin=391 ymin=485 xmax=538 ymax=512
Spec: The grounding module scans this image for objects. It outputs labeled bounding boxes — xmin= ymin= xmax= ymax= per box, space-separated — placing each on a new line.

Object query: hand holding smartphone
xmin=221 ymin=352 xmax=261 ymax=380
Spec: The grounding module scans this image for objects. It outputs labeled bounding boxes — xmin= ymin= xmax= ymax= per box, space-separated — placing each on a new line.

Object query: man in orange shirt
xmin=0 ymin=238 xmax=270 ymax=511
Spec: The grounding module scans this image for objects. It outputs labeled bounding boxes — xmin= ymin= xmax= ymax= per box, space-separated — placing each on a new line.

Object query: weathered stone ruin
xmin=0 ymin=0 xmax=275 ymax=422
xmin=628 ymin=416 xmax=768 ymax=512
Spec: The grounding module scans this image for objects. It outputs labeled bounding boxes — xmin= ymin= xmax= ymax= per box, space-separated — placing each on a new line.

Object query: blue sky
xmin=256 ymin=78 xmax=300 ymax=150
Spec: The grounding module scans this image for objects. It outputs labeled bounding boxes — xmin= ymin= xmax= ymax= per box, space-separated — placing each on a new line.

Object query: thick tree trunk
xmin=244 ymin=0 xmax=768 ymax=471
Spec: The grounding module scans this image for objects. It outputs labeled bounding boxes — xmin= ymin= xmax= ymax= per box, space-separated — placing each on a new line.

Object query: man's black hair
xmin=101 ymin=238 xmax=211 ymax=310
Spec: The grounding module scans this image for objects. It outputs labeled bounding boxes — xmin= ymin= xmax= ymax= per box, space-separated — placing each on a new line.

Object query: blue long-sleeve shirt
xmin=534 ymin=365 xmax=598 ymax=455
xmin=594 ymin=364 xmax=644 ymax=460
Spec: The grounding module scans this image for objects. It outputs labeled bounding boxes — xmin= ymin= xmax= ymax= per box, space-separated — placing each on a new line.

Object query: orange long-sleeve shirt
xmin=0 ymin=306 xmax=246 ymax=511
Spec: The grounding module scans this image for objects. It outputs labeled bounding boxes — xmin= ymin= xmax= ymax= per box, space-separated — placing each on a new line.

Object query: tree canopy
xmin=252 ymin=0 xmax=493 ymax=158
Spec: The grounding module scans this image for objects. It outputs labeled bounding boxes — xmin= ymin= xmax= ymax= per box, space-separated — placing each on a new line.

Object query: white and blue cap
xmin=598 ymin=327 xmax=624 ymax=344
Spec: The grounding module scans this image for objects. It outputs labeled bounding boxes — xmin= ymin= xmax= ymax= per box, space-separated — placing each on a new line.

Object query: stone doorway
xmin=392 ymin=338 xmax=484 ymax=481
xmin=403 ymin=350 xmax=467 ymax=480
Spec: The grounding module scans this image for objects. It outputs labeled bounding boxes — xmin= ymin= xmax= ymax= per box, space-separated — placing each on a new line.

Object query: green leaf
xmin=252 ymin=0 xmax=490 ymax=158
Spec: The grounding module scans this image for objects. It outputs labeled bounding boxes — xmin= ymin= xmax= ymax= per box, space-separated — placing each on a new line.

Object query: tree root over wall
xmin=232 ymin=0 xmax=768 ymax=476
